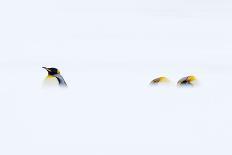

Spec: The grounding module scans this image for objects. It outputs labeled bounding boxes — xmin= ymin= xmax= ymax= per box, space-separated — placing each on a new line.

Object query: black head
xmin=42 ymin=67 xmax=60 ymax=75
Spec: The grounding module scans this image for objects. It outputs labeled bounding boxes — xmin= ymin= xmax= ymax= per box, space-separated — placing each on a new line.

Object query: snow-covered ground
xmin=1 ymin=0 xmax=232 ymax=154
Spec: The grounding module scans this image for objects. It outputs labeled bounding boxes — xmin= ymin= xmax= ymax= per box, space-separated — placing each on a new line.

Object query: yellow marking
xmin=43 ymin=75 xmax=59 ymax=87
xmin=159 ymin=76 xmax=169 ymax=83
xmin=46 ymin=75 xmax=54 ymax=78
xmin=187 ymin=76 xmax=197 ymax=82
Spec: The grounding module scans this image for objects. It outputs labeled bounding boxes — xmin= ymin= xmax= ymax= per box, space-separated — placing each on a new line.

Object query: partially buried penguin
xmin=150 ymin=76 xmax=170 ymax=85
xmin=177 ymin=75 xmax=197 ymax=87
xmin=42 ymin=67 xmax=68 ymax=88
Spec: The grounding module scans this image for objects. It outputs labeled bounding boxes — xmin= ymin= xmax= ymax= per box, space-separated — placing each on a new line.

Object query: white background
xmin=0 ymin=0 xmax=232 ymax=154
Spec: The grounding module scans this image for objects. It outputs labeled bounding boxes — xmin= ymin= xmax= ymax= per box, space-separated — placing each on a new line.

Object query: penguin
xmin=177 ymin=75 xmax=197 ymax=87
xmin=150 ymin=76 xmax=169 ymax=85
xmin=42 ymin=67 xmax=67 ymax=88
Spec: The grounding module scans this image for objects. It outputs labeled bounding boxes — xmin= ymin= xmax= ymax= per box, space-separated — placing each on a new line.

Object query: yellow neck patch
xmin=46 ymin=75 xmax=55 ymax=78
xmin=187 ymin=76 xmax=197 ymax=82
xmin=159 ymin=77 xmax=169 ymax=82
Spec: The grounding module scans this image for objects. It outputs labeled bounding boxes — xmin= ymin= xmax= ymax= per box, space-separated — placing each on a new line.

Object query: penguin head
xmin=42 ymin=67 xmax=60 ymax=75
xmin=150 ymin=76 xmax=169 ymax=85
xmin=177 ymin=75 xmax=197 ymax=87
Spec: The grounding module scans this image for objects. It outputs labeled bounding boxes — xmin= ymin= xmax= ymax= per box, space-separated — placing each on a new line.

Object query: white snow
xmin=0 ymin=0 xmax=232 ymax=154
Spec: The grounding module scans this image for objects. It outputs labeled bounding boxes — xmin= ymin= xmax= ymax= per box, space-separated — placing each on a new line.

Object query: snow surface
xmin=0 ymin=0 xmax=232 ymax=154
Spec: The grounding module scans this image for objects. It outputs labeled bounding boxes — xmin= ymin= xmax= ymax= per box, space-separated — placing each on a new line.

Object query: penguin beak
xmin=42 ymin=67 xmax=51 ymax=72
